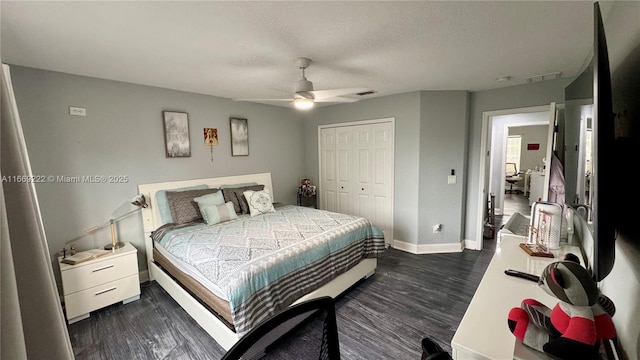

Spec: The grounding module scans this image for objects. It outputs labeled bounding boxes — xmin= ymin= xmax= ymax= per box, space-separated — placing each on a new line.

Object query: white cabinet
xmin=59 ymin=242 xmax=140 ymax=323
xmin=319 ymin=120 xmax=394 ymax=244
xmin=529 ymin=173 xmax=545 ymax=206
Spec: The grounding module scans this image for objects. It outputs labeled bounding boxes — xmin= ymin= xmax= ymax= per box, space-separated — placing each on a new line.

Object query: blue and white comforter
xmin=153 ymin=205 xmax=385 ymax=335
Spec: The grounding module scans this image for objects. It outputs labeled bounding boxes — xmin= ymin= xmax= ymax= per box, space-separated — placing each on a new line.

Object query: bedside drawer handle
xmin=91 ymin=264 xmax=114 ymax=273
xmin=95 ymin=287 xmax=117 ymax=296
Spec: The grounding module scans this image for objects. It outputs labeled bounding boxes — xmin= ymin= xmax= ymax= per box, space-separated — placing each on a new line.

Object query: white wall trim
xmin=317 ymin=117 xmax=395 ymax=130
xmin=392 ymin=240 xmax=464 ymax=254
xmin=477 ymin=104 xmax=552 ymax=251
xmin=464 ymin=239 xmax=479 ymax=250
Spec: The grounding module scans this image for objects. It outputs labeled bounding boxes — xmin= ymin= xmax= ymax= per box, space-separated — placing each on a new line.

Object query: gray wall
xmin=418 ymin=91 xmax=469 ymax=245
xmin=465 ymin=78 xmax=573 ymax=243
xmin=302 ymin=90 xmax=469 ymax=247
xmin=510 ymin=124 xmax=549 ymax=172
xmin=9 ymin=66 xmax=305 ymax=282
xmin=302 ymin=92 xmax=421 ymax=245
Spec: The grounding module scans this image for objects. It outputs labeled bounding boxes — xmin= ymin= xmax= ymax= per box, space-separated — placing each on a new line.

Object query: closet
xmin=319 ymin=118 xmax=394 ymax=245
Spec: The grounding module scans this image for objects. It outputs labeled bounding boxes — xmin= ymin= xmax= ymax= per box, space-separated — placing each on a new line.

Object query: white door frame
xmin=318 ymin=117 xmax=395 ymax=246
xmin=475 ymin=105 xmax=552 ymax=250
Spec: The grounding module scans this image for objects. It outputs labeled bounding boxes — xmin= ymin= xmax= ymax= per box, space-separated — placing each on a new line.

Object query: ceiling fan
xmin=235 ymin=57 xmax=370 ymax=110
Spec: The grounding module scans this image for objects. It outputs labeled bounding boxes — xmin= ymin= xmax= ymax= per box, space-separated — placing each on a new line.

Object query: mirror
xmin=576 ymin=108 xmax=594 ymax=217
xmin=563 ymin=67 xmax=594 ymax=220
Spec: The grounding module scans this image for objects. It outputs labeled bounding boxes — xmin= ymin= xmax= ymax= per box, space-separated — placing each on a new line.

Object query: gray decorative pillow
xmin=155 ymin=184 xmax=208 ymax=224
xmin=165 ymin=188 xmax=220 ymax=225
xmin=221 ymin=187 xmax=242 ymax=213
xmin=221 ymin=184 xmax=265 ymax=214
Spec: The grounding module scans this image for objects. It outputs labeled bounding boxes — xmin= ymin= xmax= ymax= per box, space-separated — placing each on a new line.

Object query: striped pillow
xmin=165 ymin=188 xmax=219 ymax=225
xmin=221 ymin=184 xmax=265 ymax=214
xmin=156 ymin=185 xmax=208 ymax=224
xmin=199 ymin=201 xmax=238 ymax=225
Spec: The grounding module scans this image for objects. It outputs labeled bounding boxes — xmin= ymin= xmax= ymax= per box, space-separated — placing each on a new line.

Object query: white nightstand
xmin=59 ymin=242 xmax=140 ymax=324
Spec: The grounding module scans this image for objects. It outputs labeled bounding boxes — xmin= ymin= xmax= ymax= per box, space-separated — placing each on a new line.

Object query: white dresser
xmin=451 ymin=234 xmax=581 ymax=360
xmin=59 ymin=242 xmax=140 ymax=323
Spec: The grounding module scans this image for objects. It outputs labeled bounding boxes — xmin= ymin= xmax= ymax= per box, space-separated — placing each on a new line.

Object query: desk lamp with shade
xmin=66 ymin=194 xmax=148 ymax=251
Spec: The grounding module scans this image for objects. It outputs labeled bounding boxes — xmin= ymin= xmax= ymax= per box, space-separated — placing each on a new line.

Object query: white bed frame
xmin=138 ymin=172 xmax=376 ymax=350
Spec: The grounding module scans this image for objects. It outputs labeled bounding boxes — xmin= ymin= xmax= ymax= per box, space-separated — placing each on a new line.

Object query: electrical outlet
xmin=448 ymin=175 xmax=456 ymax=184
xmin=433 ymin=224 xmax=441 ymax=233
xmin=69 ymin=106 xmax=86 ymax=116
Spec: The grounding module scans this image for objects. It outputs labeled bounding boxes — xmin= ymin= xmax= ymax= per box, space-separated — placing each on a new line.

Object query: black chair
xmin=421 ymin=337 xmax=452 ymax=360
xmin=505 ymin=162 xmax=523 ymax=194
xmin=221 ymin=296 xmax=340 ymax=360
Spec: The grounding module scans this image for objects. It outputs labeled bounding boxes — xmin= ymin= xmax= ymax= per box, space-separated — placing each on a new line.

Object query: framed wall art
xmin=163 ymin=111 xmax=191 ymax=158
xmin=204 ymin=127 xmax=218 ymax=162
xmin=230 ymin=117 xmax=249 ymax=156
xmin=204 ymin=128 xmax=218 ymax=146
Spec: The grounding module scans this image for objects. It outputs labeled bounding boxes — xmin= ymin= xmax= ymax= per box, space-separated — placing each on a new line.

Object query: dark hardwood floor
xmin=500 ymin=193 xmax=531 ymax=223
xmin=67 ymin=248 xmax=494 ymax=360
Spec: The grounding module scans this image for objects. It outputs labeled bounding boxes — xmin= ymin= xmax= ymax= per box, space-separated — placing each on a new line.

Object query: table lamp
xmin=66 ymin=194 xmax=148 ymax=251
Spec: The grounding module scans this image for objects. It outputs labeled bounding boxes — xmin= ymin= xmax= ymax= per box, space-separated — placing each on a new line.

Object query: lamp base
xmin=104 ymin=242 xmax=125 ymax=251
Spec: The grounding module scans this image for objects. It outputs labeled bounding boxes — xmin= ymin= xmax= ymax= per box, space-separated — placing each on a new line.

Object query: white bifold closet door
xmin=319 ymin=119 xmax=394 ymax=245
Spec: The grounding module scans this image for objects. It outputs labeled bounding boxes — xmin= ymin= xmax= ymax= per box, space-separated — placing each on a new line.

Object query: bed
xmin=138 ymin=172 xmax=385 ymax=350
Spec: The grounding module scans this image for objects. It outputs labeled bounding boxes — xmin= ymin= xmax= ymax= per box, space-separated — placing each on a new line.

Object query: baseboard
xmin=392 ymin=239 xmax=464 ymax=254
xmin=139 ymin=269 xmax=150 ymax=283
xmin=464 ymin=239 xmax=479 ymax=250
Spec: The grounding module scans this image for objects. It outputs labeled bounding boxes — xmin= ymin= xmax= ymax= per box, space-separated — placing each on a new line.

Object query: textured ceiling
xmin=1 ymin=1 xmax=607 ymax=108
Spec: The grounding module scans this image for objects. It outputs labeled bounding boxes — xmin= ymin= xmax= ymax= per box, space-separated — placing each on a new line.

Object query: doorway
xmin=476 ymin=104 xmax=558 ymax=250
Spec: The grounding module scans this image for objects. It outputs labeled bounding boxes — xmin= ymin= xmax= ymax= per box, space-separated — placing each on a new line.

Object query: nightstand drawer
xmin=61 ymin=252 xmax=138 ymax=295
xmin=64 ymin=274 xmax=140 ymax=319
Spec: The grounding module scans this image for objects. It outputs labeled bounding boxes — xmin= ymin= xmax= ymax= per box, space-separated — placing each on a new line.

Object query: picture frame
xmin=230 ymin=117 xmax=249 ymax=156
xmin=204 ymin=128 xmax=218 ymax=146
xmin=163 ymin=111 xmax=191 ymax=157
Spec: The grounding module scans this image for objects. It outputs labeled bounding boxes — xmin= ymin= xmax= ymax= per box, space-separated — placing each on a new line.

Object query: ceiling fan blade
xmin=233 ymin=98 xmax=293 ymax=102
xmin=310 ymin=87 xmax=370 ymax=100
xmin=295 ymin=91 xmax=314 ymax=99
xmin=314 ymin=97 xmax=359 ymax=103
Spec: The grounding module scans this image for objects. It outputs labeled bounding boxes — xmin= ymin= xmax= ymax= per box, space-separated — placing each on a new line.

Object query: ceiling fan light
xmin=294 ymin=98 xmax=314 ymax=110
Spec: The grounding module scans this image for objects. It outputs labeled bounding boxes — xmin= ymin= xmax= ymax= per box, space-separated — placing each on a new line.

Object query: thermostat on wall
xmin=69 ymin=106 xmax=86 ymax=116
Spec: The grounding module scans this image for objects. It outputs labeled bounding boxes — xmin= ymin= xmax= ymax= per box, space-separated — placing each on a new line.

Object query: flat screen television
xmin=563 ymin=2 xmax=615 ymax=282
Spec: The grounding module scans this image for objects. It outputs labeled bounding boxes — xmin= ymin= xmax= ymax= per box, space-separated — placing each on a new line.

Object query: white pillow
xmin=243 ymin=189 xmax=276 ymax=217
xmin=193 ymin=191 xmax=225 ymax=208
xmin=199 ymin=201 xmax=239 ymax=225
